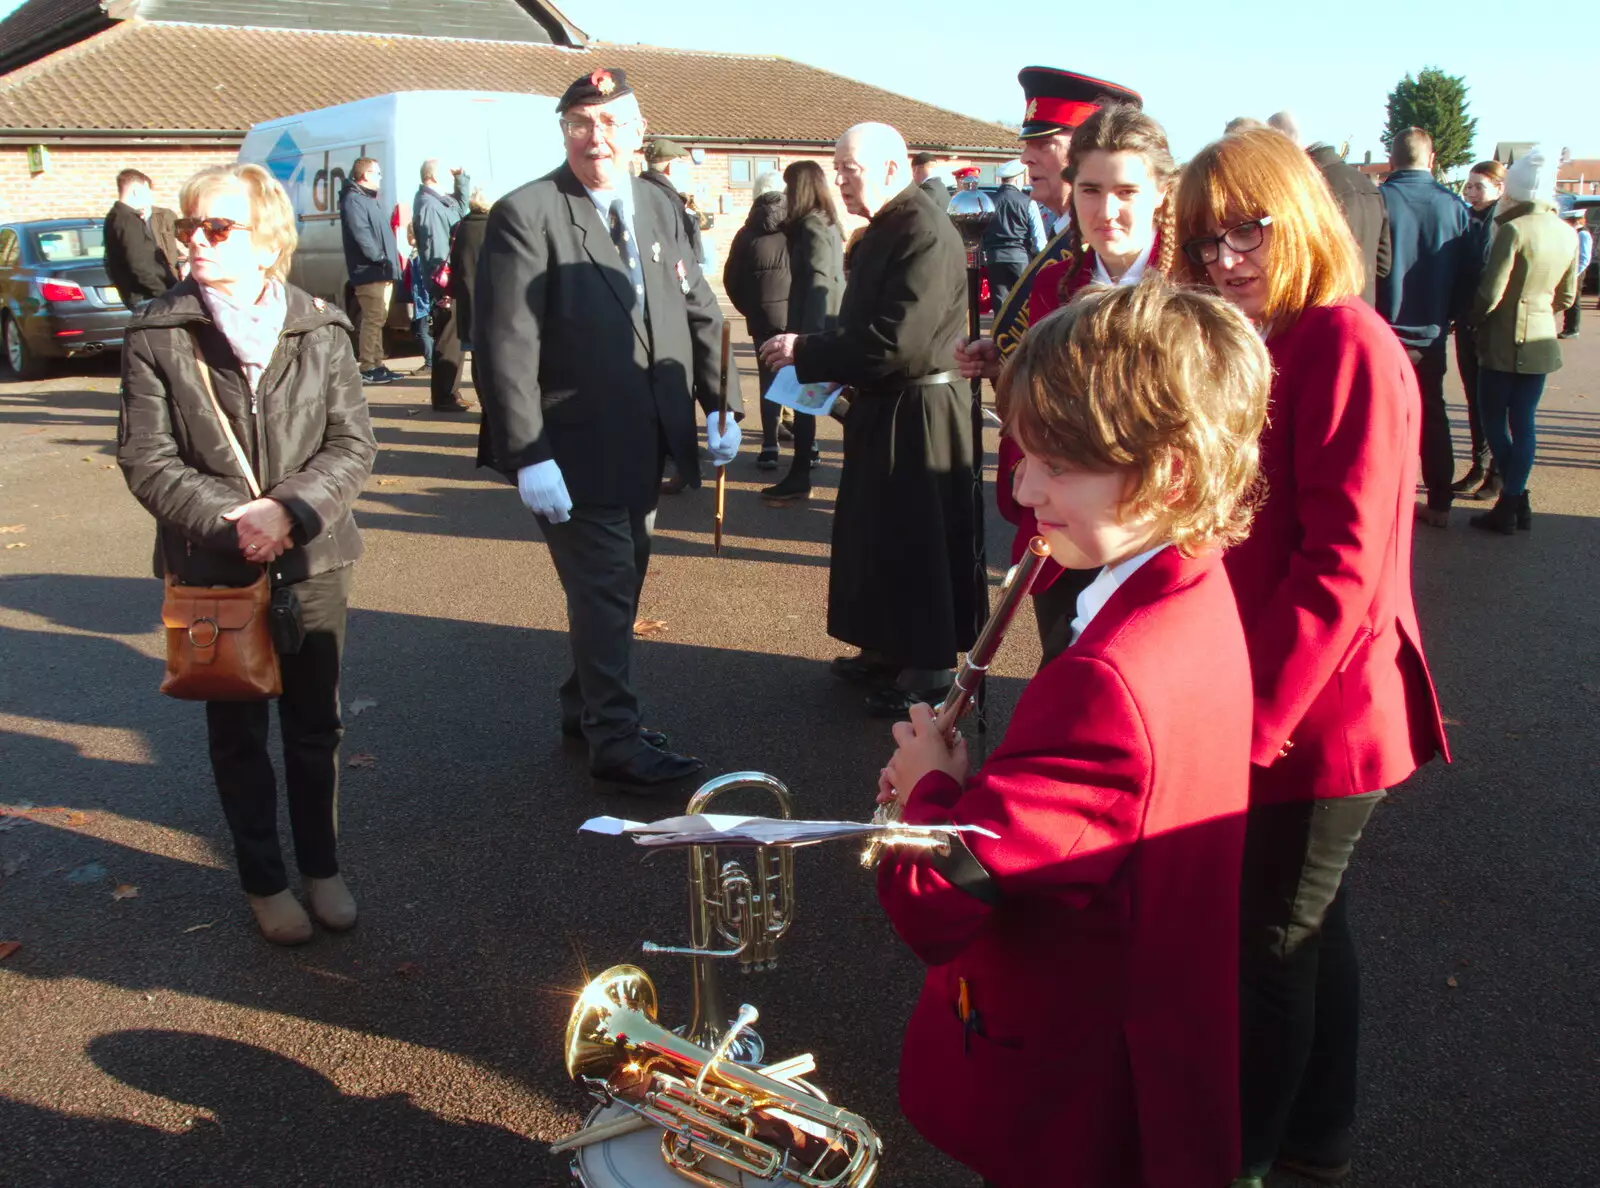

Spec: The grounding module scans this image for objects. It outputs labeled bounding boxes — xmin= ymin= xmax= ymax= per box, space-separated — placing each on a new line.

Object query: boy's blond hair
xmin=996 ymin=277 xmax=1271 ymax=556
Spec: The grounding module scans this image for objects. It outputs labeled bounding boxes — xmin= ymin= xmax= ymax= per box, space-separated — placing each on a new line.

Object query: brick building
xmin=0 ymin=0 xmax=1016 ymax=260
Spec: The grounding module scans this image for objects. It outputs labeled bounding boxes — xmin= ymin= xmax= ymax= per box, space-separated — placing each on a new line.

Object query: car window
xmin=0 ymin=230 xmax=17 ymax=269
xmin=31 ymin=226 xmax=106 ymax=263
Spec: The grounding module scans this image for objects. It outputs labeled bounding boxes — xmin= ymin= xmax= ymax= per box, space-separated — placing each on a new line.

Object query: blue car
xmin=0 ymin=218 xmax=135 ymax=379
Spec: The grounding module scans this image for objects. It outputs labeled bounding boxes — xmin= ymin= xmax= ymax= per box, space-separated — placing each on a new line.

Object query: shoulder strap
xmin=189 ymin=331 xmax=261 ymax=500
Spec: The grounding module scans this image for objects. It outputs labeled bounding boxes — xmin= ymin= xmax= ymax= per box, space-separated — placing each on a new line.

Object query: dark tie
xmin=608 ymin=198 xmax=645 ymax=310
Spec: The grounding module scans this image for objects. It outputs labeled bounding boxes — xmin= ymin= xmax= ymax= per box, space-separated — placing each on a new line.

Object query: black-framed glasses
xmin=1182 ymin=215 xmax=1273 ymax=267
xmin=174 ymin=217 xmax=252 ymax=245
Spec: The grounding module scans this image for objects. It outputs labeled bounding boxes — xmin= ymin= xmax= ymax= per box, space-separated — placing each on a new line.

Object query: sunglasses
xmin=174 ymin=217 xmax=253 ymax=246
xmin=1182 ymin=215 xmax=1273 ymax=267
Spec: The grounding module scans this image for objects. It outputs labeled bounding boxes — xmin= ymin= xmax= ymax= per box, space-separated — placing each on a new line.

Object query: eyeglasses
xmin=1182 ymin=215 xmax=1273 ymax=267
xmin=560 ymin=116 xmax=633 ymax=139
xmin=174 ymin=217 xmax=253 ymax=245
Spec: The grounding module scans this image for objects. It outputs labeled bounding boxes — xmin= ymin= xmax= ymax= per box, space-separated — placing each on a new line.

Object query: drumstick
xmin=714 ymin=321 xmax=731 ymax=558
xmin=548 ymin=1112 xmax=655 ymax=1154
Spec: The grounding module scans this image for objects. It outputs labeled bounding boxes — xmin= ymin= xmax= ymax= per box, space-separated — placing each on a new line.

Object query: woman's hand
xmin=955 ymin=336 xmax=1001 ymax=381
xmin=875 ymin=702 xmax=969 ymax=807
xmin=224 ymin=498 xmax=294 ymax=563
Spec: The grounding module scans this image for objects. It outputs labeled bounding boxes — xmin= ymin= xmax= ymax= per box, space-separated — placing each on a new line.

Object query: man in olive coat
xmin=474 ymin=68 xmax=739 ymax=793
xmin=763 ymin=122 xmax=974 ymax=717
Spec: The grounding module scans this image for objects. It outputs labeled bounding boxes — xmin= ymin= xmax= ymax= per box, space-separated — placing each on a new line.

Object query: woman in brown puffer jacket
xmin=118 ymin=163 xmax=377 ymax=946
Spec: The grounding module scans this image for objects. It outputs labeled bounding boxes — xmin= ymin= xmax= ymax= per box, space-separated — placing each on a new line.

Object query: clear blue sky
xmin=559 ymin=0 xmax=1584 ymax=173
xmin=0 ymin=0 xmax=1580 ymax=170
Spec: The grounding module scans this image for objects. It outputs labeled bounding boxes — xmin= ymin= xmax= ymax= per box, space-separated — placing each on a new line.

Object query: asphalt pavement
xmin=1 ymin=318 xmax=1597 ymax=1187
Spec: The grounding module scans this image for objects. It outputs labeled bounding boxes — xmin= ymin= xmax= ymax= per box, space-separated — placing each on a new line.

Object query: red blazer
xmin=878 ymin=548 xmax=1249 ymax=1188
xmin=1225 ymin=299 xmax=1448 ymax=802
xmin=995 ymin=248 xmax=1131 ymax=592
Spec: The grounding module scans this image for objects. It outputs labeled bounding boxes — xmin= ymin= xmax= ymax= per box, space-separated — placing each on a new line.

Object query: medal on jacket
xmin=651 ymin=242 xmax=661 ymax=263
xmin=675 ymin=259 xmax=691 ymax=294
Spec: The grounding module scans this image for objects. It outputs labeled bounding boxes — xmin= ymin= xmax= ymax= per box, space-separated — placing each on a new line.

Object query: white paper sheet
xmin=579 ymin=813 xmax=998 ymax=850
xmin=762 ymin=366 xmax=841 ymax=416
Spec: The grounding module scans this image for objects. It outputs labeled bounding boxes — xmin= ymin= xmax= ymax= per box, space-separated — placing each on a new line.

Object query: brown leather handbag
xmin=158 ymin=340 xmax=282 ymax=701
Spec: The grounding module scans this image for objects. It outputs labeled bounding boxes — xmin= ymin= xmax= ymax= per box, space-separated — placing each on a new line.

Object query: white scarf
xmin=200 ymin=278 xmax=287 ymax=393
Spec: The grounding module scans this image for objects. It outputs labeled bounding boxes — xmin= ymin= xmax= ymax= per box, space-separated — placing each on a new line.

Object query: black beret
xmin=556 ymin=67 xmax=634 ymax=114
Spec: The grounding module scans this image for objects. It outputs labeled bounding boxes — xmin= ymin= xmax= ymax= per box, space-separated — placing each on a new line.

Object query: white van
xmin=237 ymin=90 xmax=565 ymax=303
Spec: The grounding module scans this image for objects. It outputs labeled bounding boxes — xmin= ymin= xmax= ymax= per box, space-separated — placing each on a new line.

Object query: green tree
xmin=1381 ymin=68 xmax=1479 ymax=178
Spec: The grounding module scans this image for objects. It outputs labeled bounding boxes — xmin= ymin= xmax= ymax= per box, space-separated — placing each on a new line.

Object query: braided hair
xmin=1055 ymin=103 xmax=1181 ymax=304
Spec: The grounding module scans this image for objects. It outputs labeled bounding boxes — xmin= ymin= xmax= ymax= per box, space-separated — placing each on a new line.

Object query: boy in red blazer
xmin=877 ymin=280 xmax=1271 ymax=1188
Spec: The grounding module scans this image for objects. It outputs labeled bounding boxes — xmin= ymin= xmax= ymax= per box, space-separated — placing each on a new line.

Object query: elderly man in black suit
xmin=762 ymin=121 xmax=974 ymax=718
xmin=474 ymin=67 xmax=739 ymax=793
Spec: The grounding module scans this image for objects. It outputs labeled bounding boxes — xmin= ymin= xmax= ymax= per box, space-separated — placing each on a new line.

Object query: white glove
xmin=516 ymin=459 xmax=573 ymax=523
xmin=706 ymin=411 xmax=741 ymax=467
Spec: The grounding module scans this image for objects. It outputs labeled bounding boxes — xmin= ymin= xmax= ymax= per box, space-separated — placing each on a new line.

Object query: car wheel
xmin=2 ymin=315 xmax=48 ymax=381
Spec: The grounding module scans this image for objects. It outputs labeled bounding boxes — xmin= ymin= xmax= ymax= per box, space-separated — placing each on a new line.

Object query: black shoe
xmin=360 ymin=368 xmax=394 ymax=385
xmin=591 ymin=747 xmax=705 ymax=793
xmin=756 ymin=447 xmax=779 ymax=471
xmin=563 ymin=721 xmax=669 ymax=750
xmin=1451 ymin=464 xmax=1484 ymax=494
xmin=1469 ymin=492 xmax=1517 ymax=535
xmin=760 ymin=472 xmax=811 ymax=503
xmin=829 ymin=652 xmax=898 ymax=683
xmin=1274 ymin=1152 xmax=1352 ymax=1184
xmin=1516 ymin=489 xmax=1531 ymax=531
xmin=865 ymin=684 xmax=952 ymax=719
xmin=1559 ymin=330 xmax=1578 ymax=339
xmin=432 ymin=398 xmax=472 ymax=412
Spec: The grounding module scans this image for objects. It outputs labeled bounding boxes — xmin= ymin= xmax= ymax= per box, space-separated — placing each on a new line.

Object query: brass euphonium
xmin=565 ymin=964 xmax=880 ymax=1187
xmin=861 ymin=536 xmax=1052 ymax=867
xmin=562 ymin=773 xmax=882 ymax=1185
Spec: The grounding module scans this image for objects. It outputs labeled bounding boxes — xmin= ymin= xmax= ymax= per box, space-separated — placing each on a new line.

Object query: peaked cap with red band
xmin=1016 ymin=66 xmax=1141 ymax=140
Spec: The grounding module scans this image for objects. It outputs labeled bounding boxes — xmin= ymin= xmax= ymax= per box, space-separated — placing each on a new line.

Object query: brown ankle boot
xmin=304 ymin=874 xmax=358 ymax=931
xmin=248 ymin=889 xmax=313 ymax=945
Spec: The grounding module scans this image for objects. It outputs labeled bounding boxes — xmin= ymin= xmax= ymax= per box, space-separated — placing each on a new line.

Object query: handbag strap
xmin=190 ymin=331 xmax=262 ymax=500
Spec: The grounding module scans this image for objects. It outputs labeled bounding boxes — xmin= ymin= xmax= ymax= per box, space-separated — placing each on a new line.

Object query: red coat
xmin=1225 ymin=299 xmax=1449 ymax=802
xmin=878 ymin=548 xmax=1248 ymax=1188
xmin=995 ymin=247 xmax=1133 ymax=591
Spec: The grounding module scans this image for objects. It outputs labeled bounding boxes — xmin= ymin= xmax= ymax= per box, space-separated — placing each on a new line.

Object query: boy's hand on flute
xmin=878 ymin=702 xmax=969 ymax=807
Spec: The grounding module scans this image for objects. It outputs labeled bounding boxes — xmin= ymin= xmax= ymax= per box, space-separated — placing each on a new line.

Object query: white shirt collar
xmin=1049 ymin=209 xmax=1072 ymax=238
xmin=1067 ymin=544 xmax=1168 ymax=646
xmin=1091 ymin=240 xmax=1154 ymax=287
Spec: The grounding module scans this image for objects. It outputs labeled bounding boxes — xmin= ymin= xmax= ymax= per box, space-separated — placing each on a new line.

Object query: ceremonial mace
xmin=946 ymin=173 xmax=996 ymax=734
xmin=714 ymin=320 xmax=731 ymax=557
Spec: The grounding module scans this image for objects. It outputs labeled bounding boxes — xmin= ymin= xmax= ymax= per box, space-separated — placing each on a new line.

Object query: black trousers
xmin=1453 ymin=326 xmax=1491 ymax=474
xmin=1238 ymin=790 xmax=1384 ymax=1177
xmin=430 ymin=296 xmax=463 ymax=407
xmin=205 ymin=566 xmax=351 ymax=898
xmin=987 ymin=258 xmax=1025 ymax=316
xmin=541 ymin=503 xmax=656 ymax=768
xmin=1032 ymin=565 xmax=1098 ymax=668
xmin=1563 ymin=298 xmax=1582 ymax=336
xmin=1406 ymin=341 xmax=1454 ymax=510
xmin=757 ymin=355 xmax=817 ymax=475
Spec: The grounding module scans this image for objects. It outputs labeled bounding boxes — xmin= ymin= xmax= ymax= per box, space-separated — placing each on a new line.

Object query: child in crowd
xmin=876 ymin=278 xmax=1271 ymax=1188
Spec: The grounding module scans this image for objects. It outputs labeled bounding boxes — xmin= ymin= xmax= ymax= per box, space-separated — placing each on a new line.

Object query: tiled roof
xmin=1558 ymin=159 xmax=1600 ymax=179
xmin=0 ymin=22 xmax=1018 ymax=151
xmin=0 ymin=0 xmax=113 ymax=71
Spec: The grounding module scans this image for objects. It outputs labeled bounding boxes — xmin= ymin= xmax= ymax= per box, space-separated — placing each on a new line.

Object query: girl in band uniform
xmin=877 ymin=279 xmax=1271 ymax=1188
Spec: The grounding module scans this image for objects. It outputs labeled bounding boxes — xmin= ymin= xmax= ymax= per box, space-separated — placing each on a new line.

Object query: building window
xmin=728 ymin=157 xmax=780 ymax=188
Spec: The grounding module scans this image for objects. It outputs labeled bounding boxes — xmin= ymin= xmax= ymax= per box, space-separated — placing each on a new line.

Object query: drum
xmin=569 ymin=1102 xmax=778 ymax=1187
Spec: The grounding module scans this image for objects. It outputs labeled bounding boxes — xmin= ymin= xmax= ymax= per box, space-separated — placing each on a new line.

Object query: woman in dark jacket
xmin=450 ymin=187 xmax=492 ymax=356
xmin=1453 ymin=160 xmax=1506 ymax=499
xmin=722 ymin=174 xmax=791 ymax=469
xmin=761 ymin=160 xmax=845 ymax=503
xmin=118 ymin=163 xmax=377 ymax=946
